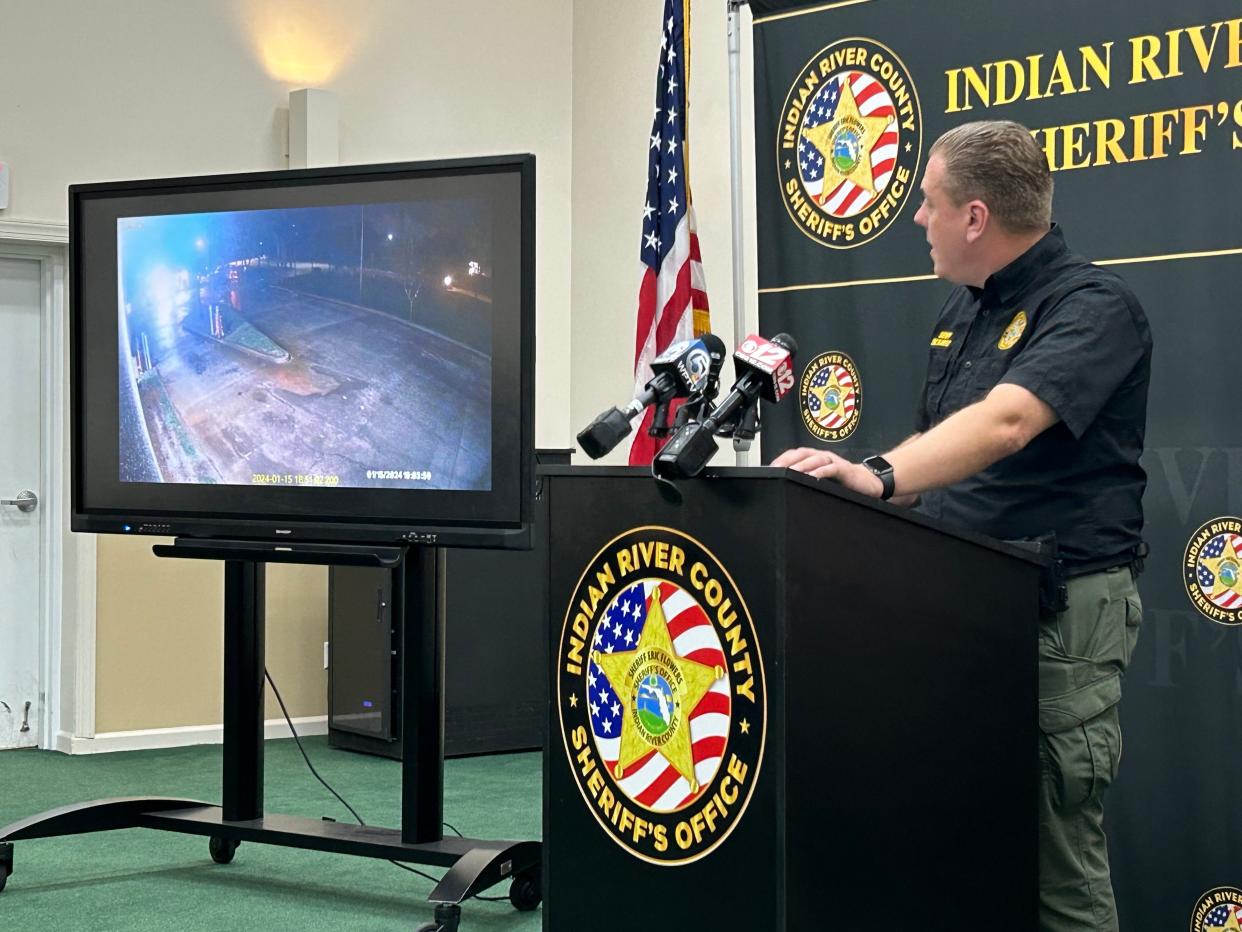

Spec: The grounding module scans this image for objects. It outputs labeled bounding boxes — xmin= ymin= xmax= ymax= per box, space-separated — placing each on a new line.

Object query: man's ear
xmin=964 ymin=200 xmax=990 ymax=244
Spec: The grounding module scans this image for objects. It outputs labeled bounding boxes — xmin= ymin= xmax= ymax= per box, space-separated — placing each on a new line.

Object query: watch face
xmin=863 ymin=455 xmax=895 ymax=500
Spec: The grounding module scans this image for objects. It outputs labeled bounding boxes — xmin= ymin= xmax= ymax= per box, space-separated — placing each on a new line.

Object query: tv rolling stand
xmin=0 ymin=539 xmax=541 ymax=932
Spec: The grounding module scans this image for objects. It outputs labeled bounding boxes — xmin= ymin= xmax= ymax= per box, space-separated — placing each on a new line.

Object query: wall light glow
xmin=233 ymin=0 xmax=374 ymax=85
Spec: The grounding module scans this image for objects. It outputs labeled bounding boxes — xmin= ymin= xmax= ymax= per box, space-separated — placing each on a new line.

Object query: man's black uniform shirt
xmin=915 ymin=226 xmax=1152 ymax=573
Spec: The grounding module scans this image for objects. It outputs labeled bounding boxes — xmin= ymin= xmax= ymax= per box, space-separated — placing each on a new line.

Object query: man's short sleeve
xmin=999 ymin=282 xmax=1147 ymax=439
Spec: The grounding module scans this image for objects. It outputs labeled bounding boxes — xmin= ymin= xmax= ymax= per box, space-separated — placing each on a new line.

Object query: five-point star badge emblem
xmin=801 ymin=78 xmax=894 ymax=202
xmin=592 ymin=587 xmax=723 ymax=792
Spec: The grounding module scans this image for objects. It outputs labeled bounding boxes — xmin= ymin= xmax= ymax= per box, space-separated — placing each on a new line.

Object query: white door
xmin=0 ymin=256 xmax=42 ymax=749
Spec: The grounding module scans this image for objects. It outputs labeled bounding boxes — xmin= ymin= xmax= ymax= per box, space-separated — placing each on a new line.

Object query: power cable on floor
xmin=264 ymin=667 xmax=506 ymax=901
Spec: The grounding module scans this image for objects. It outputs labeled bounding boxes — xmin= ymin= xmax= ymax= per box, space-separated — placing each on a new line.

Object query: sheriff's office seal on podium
xmin=800 ymin=350 xmax=861 ymax=442
xmin=1191 ymin=885 xmax=1242 ymax=931
xmin=557 ymin=526 xmax=766 ymax=865
xmin=777 ymin=36 xmax=922 ymax=249
xmin=1184 ymin=517 xmax=1242 ymax=625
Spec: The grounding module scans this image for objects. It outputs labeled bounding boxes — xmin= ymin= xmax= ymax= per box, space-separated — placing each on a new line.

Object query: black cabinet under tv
xmin=328 ymin=451 xmax=564 ymax=759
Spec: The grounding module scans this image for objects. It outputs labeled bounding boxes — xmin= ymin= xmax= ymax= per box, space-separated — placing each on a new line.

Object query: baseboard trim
xmin=56 ymin=715 xmax=329 ymax=755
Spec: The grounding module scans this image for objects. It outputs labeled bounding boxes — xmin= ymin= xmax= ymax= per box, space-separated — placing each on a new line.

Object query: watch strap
xmin=862 ymin=456 xmax=895 ymax=501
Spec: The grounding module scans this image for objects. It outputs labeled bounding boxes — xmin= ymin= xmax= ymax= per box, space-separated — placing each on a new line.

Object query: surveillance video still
xmin=116 ymin=199 xmax=494 ymax=492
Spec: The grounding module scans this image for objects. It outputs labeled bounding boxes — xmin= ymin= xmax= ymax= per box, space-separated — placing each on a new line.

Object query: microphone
xmin=673 ymin=333 xmax=727 ymax=429
xmin=695 ymin=333 xmax=728 ymax=404
xmin=649 ymin=337 xmax=711 ymax=436
xmin=724 ymin=332 xmax=800 ymax=406
xmin=575 ymin=336 xmax=718 ymax=460
xmin=654 ymin=332 xmax=798 ymax=478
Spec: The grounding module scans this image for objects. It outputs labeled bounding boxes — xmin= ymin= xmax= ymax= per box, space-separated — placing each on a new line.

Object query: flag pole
xmin=726 ymin=0 xmax=751 ymax=464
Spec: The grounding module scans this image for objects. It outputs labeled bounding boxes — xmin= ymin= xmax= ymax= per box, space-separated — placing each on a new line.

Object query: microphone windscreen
xmin=700 ymin=332 xmax=727 ymax=359
xmin=771 ymin=332 xmax=799 ymax=355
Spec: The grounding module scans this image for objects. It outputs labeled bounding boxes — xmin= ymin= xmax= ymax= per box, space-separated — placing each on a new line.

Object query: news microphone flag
xmin=629 ymin=0 xmax=712 ymax=466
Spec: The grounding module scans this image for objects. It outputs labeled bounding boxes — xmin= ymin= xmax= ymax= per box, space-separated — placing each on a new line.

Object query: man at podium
xmin=773 ymin=120 xmax=1152 ymax=932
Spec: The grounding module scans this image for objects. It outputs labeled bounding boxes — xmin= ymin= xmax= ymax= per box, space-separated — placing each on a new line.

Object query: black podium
xmin=542 ymin=467 xmax=1045 ymax=931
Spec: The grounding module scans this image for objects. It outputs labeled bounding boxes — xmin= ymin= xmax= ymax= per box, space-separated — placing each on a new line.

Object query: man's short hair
xmin=929 ymin=121 xmax=1053 ymax=233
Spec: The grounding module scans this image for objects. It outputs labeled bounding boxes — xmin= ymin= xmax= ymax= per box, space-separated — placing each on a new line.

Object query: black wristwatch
xmin=862 ymin=455 xmax=896 ymax=501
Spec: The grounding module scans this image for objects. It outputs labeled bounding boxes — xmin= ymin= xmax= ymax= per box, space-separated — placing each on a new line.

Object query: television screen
xmin=72 ymin=156 xmax=534 ymax=547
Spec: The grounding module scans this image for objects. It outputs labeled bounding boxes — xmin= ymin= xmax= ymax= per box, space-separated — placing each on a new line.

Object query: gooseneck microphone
xmin=575 ymin=336 xmax=718 ymax=460
xmin=654 ymin=332 xmax=798 ymax=478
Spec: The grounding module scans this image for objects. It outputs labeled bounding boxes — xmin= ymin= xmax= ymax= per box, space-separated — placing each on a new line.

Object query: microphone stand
xmin=648 ymin=400 xmax=674 ymax=438
xmin=730 ymin=399 xmax=760 ymax=453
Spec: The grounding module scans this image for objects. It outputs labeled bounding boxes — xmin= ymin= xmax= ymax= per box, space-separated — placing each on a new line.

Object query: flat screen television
xmin=70 ymin=155 xmax=535 ymax=548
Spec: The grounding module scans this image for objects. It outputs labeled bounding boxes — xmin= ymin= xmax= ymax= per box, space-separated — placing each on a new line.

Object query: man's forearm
xmin=883 ymin=389 xmax=1051 ymax=498
xmin=770 ymin=385 xmax=1056 ymax=500
xmin=887 ymin=433 xmax=923 ymax=506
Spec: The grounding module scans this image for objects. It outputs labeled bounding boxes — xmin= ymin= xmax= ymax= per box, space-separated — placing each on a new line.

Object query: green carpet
xmin=0 ymin=738 xmax=542 ymax=931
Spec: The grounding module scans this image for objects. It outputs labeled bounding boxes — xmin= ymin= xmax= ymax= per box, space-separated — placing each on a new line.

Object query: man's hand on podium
xmin=771 ymin=447 xmax=885 ymax=498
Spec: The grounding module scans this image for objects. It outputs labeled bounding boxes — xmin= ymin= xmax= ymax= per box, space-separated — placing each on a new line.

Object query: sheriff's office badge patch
xmin=1185 ymin=517 xmax=1242 ymax=625
xmin=800 ymin=350 xmax=861 ymax=442
xmin=557 ymin=527 xmax=766 ymax=865
xmin=1191 ymin=886 xmax=1242 ymax=931
xmin=998 ymin=310 xmax=1028 ymax=350
xmin=777 ymin=37 xmax=922 ymax=249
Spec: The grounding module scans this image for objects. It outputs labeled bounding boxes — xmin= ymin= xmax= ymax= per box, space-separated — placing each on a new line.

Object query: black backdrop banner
xmin=752 ymin=0 xmax=1242 ymax=927
xmin=749 ymin=0 xmax=848 ymax=17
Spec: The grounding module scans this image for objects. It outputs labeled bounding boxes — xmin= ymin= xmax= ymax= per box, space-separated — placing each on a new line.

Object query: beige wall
xmin=0 ymin=0 xmax=573 ymax=731
xmin=94 ymin=540 xmax=327 ymax=731
xmin=2 ymin=0 xmax=759 ymax=734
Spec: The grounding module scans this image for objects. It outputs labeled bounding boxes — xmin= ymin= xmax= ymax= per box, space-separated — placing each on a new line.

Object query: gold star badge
xmin=1200 ymin=537 xmax=1242 ymax=604
xmin=592 ymin=587 xmax=723 ymax=792
xmin=810 ymin=370 xmax=851 ymax=421
xmin=1207 ymin=906 xmax=1242 ymax=931
xmin=802 ymin=77 xmax=893 ymax=202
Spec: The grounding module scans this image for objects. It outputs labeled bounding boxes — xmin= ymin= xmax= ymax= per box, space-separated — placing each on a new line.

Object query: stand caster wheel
xmin=415 ymin=902 xmax=460 ymax=932
xmin=208 ymin=836 xmax=239 ymax=864
xmin=0 ymin=841 xmax=13 ymax=893
xmin=509 ymin=869 xmax=542 ymax=911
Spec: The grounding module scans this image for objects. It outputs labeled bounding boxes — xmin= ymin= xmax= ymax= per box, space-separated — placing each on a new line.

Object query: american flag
xmin=1204 ymin=901 xmax=1242 ymax=929
xmin=589 ymin=580 xmax=730 ymax=811
xmin=1197 ymin=533 xmax=1242 ymax=608
xmin=629 ymin=0 xmax=711 ymax=465
xmin=799 ymin=72 xmax=898 ymax=218
xmin=807 ymin=363 xmax=856 ymax=429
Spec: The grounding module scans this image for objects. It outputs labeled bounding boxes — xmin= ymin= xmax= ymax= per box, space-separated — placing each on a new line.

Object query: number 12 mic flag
xmin=628 ymin=0 xmax=712 ymax=466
